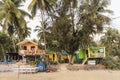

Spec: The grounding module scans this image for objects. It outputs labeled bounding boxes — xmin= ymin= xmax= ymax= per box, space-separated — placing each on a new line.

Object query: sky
xmin=0 ymin=0 xmax=120 ymax=40
xmin=108 ymin=0 xmax=120 ymax=29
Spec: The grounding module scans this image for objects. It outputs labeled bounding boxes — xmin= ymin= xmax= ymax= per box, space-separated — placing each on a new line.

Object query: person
xmin=32 ymin=48 xmax=36 ymax=55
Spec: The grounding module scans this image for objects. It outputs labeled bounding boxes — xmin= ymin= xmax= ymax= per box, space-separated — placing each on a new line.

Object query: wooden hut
xmin=46 ymin=50 xmax=58 ymax=62
xmin=61 ymin=51 xmax=69 ymax=63
xmin=17 ymin=39 xmax=45 ymax=61
xmin=75 ymin=47 xmax=105 ymax=64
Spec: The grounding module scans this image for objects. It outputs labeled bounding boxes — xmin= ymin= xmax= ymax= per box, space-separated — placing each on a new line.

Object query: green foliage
xmin=28 ymin=0 xmax=56 ymax=17
xmin=45 ymin=1 xmax=79 ymax=54
xmin=28 ymin=59 xmax=40 ymax=66
xmin=48 ymin=61 xmax=58 ymax=65
xmin=34 ymin=20 xmax=50 ymax=40
xmin=78 ymin=0 xmax=112 ymax=34
xmin=100 ymin=28 xmax=120 ymax=56
xmin=100 ymin=28 xmax=120 ymax=70
xmin=0 ymin=32 xmax=13 ymax=60
xmin=101 ymin=57 xmax=120 ymax=70
xmin=0 ymin=0 xmax=114 ymax=65
xmin=0 ymin=0 xmax=31 ymax=41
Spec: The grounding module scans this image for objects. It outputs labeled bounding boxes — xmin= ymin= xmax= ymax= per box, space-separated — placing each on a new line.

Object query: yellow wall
xmin=48 ymin=53 xmax=58 ymax=62
xmin=62 ymin=55 xmax=68 ymax=59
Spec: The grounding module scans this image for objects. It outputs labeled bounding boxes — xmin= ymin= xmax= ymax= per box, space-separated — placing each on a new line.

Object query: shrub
xmin=28 ymin=59 xmax=40 ymax=66
xmin=48 ymin=61 xmax=58 ymax=65
xmin=101 ymin=57 xmax=120 ymax=70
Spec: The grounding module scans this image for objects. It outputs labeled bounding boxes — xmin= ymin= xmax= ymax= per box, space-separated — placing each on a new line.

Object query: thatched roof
xmin=16 ymin=39 xmax=38 ymax=46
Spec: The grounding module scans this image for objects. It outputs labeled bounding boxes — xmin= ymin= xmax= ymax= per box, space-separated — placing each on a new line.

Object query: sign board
xmin=88 ymin=60 xmax=96 ymax=65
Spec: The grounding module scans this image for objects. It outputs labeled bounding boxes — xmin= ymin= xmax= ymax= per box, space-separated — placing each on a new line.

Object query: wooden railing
xmin=19 ymin=50 xmax=45 ymax=55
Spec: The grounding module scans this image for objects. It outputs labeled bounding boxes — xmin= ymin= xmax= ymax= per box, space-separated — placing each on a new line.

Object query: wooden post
xmin=18 ymin=64 xmax=20 ymax=80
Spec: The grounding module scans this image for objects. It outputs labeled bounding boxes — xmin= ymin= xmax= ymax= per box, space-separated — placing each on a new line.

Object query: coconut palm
xmin=0 ymin=0 xmax=31 ymax=53
xmin=11 ymin=0 xmax=25 ymax=6
xmin=77 ymin=0 xmax=112 ymax=48
xmin=0 ymin=0 xmax=31 ymax=41
xmin=17 ymin=26 xmax=31 ymax=41
xmin=78 ymin=0 xmax=112 ymax=34
xmin=100 ymin=28 xmax=120 ymax=55
xmin=28 ymin=0 xmax=56 ymax=52
xmin=0 ymin=32 xmax=12 ymax=61
xmin=34 ymin=20 xmax=50 ymax=40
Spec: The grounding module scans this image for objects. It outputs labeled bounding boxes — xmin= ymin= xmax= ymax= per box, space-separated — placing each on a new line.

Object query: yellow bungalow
xmin=48 ymin=53 xmax=58 ymax=62
xmin=17 ymin=39 xmax=45 ymax=60
xmin=46 ymin=50 xmax=58 ymax=62
xmin=61 ymin=51 xmax=69 ymax=63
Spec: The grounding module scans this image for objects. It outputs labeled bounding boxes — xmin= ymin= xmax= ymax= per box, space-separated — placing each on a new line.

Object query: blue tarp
xmin=36 ymin=62 xmax=46 ymax=71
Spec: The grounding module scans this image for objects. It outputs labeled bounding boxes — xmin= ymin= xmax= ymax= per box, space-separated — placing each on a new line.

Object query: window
xmin=99 ymin=48 xmax=104 ymax=53
xmin=23 ymin=46 xmax=27 ymax=50
xmin=31 ymin=46 xmax=35 ymax=50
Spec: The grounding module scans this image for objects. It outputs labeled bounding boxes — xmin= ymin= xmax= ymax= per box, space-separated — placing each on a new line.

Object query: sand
xmin=0 ymin=64 xmax=120 ymax=80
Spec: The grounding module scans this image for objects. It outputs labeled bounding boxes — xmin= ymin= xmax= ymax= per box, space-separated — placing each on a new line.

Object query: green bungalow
xmin=75 ymin=47 xmax=105 ymax=64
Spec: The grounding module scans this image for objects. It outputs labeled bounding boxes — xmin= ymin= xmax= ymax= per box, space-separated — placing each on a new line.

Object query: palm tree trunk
xmin=0 ymin=44 xmax=6 ymax=61
xmin=40 ymin=9 xmax=47 ymax=53
xmin=69 ymin=54 xmax=74 ymax=65
xmin=11 ymin=36 xmax=16 ymax=52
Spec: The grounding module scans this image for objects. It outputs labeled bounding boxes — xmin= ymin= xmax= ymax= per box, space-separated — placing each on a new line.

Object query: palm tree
xmin=75 ymin=0 xmax=112 ymax=64
xmin=100 ymin=28 xmax=120 ymax=56
xmin=78 ymin=0 xmax=112 ymax=47
xmin=34 ymin=20 xmax=50 ymax=40
xmin=0 ymin=0 xmax=31 ymax=39
xmin=0 ymin=32 xmax=12 ymax=61
xmin=17 ymin=26 xmax=31 ymax=41
xmin=11 ymin=0 xmax=25 ymax=5
xmin=28 ymin=0 xmax=56 ymax=52
xmin=0 ymin=0 xmax=31 ymax=53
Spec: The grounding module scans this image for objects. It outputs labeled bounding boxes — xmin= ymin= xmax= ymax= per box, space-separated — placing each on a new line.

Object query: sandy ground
xmin=0 ymin=64 xmax=120 ymax=80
